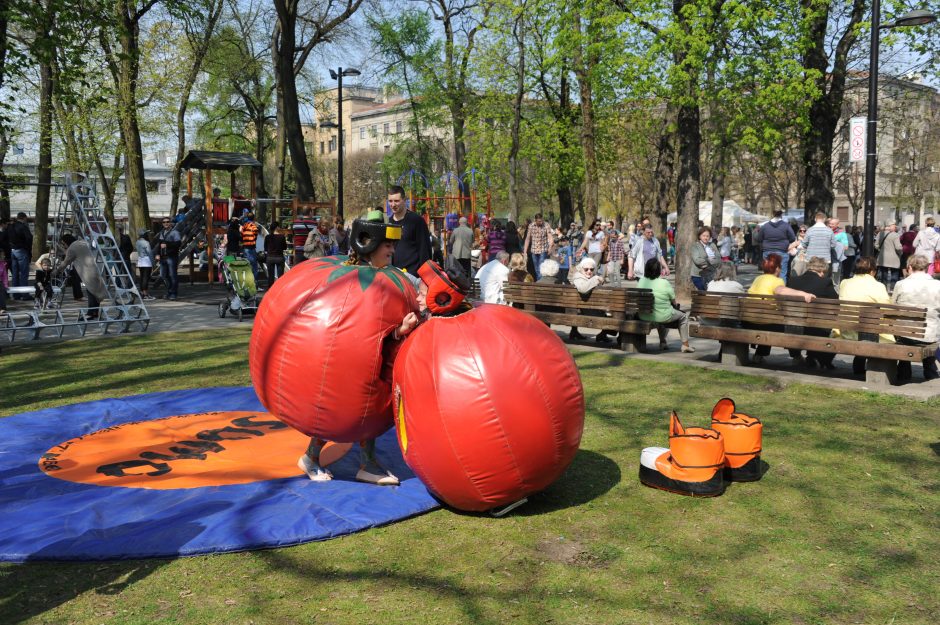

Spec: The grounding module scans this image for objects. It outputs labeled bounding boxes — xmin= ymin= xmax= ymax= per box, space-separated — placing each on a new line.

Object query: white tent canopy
xmin=667 ymin=200 xmax=770 ymax=227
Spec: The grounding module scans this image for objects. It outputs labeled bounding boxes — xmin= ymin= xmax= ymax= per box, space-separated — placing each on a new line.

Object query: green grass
xmin=1 ymin=330 xmax=939 ymax=625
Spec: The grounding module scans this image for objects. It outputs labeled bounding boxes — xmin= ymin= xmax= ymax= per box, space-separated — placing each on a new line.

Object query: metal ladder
xmin=1 ymin=172 xmax=150 ymax=342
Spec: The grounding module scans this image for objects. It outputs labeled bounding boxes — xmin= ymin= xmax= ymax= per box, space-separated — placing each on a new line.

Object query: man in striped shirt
xmin=523 ymin=213 xmax=554 ymax=280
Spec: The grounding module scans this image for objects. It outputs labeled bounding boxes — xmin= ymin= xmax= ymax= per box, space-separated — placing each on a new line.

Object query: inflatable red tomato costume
xmin=249 ymin=256 xmax=418 ymax=442
xmin=392 ymin=304 xmax=584 ymax=511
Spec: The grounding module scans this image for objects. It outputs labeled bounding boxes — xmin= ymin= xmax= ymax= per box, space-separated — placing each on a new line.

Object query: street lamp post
xmin=326 ymin=66 xmax=361 ymax=220
xmin=862 ymin=9 xmax=936 ymax=256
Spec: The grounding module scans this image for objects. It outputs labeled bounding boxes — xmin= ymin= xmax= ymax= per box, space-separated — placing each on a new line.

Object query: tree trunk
xmin=571 ymin=5 xmax=598 ymax=225
xmin=273 ymin=90 xmax=287 ymax=199
xmin=653 ymin=106 xmax=677 ymax=235
xmin=507 ymin=11 xmax=526 ymax=224
xmin=34 ymin=55 xmax=53 ymax=258
xmin=253 ymin=112 xmax=270 ymax=198
xmin=0 ymin=128 xmax=9 ymax=222
xmin=674 ymin=102 xmax=702 ymax=299
xmin=710 ymin=147 xmax=725 ymax=232
xmin=800 ymin=0 xmax=865 ymax=221
xmin=272 ymin=4 xmax=314 ymax=201
xmin=0 ymin=1 xmax=8 ymax=221
xmin=114 ymin=3 xmax=150 ymax=234
xmin=557 ymin=187 xmax=574 ymax=227
xmin=452 ymin=108 xmax=467 ymax=193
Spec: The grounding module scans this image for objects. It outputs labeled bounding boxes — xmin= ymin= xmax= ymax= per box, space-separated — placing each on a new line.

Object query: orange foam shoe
xmin=710 ymin=398 xmax=763 ymax=482
xmin=639 ymin=411 xmax=726 ymax=497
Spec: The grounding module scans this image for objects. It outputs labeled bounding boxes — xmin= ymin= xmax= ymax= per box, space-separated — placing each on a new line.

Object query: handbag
xmin=934 ymin=251 xmax=940 ymax=274
xmin=791 ymin=251 xmax=808 ymax=276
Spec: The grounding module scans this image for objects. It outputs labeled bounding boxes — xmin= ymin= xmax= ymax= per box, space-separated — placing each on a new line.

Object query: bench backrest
xmin=503 ymin=283 xmax=653 ymax=316
xmin=691 ymin=292 xmax=929 ymax=341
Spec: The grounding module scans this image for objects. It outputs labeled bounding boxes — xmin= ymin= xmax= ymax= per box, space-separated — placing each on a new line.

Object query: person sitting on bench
xmin=638 ymin=258 xmax=694 ymax=353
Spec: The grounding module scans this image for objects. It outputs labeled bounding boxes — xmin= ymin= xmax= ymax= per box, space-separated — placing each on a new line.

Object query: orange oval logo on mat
xmin=39 ymin=412 xmax=348 ymax=489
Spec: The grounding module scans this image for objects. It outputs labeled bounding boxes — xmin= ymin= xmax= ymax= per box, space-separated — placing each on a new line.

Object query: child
xmin=34 ymin=257 xmax=55 ymax=308
xmin=297 ymin=211 xmax=419 ymax=486
xmin=415 ymin=259 xmax=471 ymax=318
xmin=555 ymin=237 xmax=576 ymax=284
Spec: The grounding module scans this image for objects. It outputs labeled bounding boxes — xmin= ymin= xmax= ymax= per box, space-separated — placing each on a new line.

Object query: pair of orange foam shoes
xmin=639 ymin=398 xmax=762 ymax=497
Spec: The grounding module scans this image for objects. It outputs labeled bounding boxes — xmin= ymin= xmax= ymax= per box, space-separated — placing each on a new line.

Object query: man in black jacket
xmin=756 ymin=210 xmax=795 ymax=279
xmin=388 ymin=185 xmax=431 ymax=275
xmin=9 ymin=212 xmax=33 ymax=299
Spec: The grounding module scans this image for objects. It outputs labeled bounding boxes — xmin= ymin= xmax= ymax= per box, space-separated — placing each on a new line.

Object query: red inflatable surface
xmin=392 ymin=304 xmax=584 ymax=511
xmin=249 ymin=256 xmax=418 ymax=441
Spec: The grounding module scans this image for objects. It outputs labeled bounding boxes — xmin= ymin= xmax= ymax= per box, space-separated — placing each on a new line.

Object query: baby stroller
xmin=218 ymin=255 xmax=261 ymax=321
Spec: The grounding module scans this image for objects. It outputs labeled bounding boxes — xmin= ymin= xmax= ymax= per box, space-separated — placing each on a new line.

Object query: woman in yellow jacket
xmin=837 ymin=256 xmax=894 ymax=375
xmin=746 ymin=253 xmax=815 ymax=364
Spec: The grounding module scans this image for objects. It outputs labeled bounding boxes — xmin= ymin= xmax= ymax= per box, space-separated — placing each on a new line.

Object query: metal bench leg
xmin=620 ymin=333 xmax=646 ymax=353
xmin=720 ymin=341 xmax=749 ymax=366
xmin=866 ymin=358 xmax=898 ymax=387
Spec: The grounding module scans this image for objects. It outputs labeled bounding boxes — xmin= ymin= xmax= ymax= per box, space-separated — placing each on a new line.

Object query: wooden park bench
xmin=690 ymin=291 xmax=939 ymax=386
xmin=503 ymin=282 xmax=655 ymax=352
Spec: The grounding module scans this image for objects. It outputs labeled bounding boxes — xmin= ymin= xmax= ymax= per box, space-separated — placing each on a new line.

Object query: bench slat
xmin=690 ymin=324 xmax=936 ymax=362
xmin=691 ymin=292 xmax=929 ymax=339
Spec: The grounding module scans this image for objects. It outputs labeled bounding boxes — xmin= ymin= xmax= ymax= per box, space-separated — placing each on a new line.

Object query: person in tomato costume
xmin=415 ymin=260 xmax=472 ymax=318
xmin=296 ymin=211 xmax=420 ymax=485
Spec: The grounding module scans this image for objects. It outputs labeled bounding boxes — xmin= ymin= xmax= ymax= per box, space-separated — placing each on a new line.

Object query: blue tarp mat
xmin=0 ymin=387 xmax=439 ymax=562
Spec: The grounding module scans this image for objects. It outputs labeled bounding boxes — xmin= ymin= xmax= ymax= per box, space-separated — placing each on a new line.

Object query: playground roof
xmin=181 ymin=151 xmax=262 ymax=171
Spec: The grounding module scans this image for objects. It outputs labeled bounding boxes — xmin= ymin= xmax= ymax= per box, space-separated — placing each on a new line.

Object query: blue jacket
xmin=757 ymin=219 xmax=794 ymax=253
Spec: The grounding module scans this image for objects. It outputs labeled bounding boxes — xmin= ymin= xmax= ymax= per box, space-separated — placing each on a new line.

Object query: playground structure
xmin=180 ymin=150 xmax=263 ymax=283
xmin=393 ymin=169 xmax=492 ymax=236
xmin=1 ymin=172 xmax=150 ymax=342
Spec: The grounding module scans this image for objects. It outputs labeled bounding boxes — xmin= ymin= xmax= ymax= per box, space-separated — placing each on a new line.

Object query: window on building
xmin=145 ymin=180 xmax=160 ymax=194
xmin=329 ymin=136 xmax=336 ymax=152
xmin=360 ymin=127 xmax=366 ymax=140
xmin=320 ymin=141 xmax=325 ymax=155
xmin=396 ymin=120 xmax=403 ymax=133
xmin=383 ymin=122 xmax=389 ymax=135
xmin=371 ymin=124 xmax=377 ymax=137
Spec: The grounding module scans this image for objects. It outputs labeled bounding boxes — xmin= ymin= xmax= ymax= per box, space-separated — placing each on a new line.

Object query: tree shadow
xmin=0 ymin=518 xmax=208 ymax=625
xmin=930 ymin=442 xmax=940 ymax=457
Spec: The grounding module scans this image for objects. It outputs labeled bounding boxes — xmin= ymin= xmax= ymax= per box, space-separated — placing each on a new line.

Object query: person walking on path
xmin=912 ymin=218 xmax=940 ymax=276
xmin=135 ymin=229 xmax=156 ymax=300
xmin=875 ymin=222 xmax=903 ymax=292
xmin=450 ymin=216 xmax=474 ymax=278
xmin=523 ymin=213 xmax=554 ymax=281
xmin=9 ymin=212 xmax=32 ymax=300
xmin=627 ymin=224 xmax=669 ymax=282
xmin=800 ymin=212 xmax=836 ymax=276
xmin=755 ymin=209 xmax=795 ymax=279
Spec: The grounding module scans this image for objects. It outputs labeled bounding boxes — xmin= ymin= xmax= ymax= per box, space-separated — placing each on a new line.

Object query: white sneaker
xmin=356 ymin=467 xmax=400 ymax=486
xmin=297 ymin=455 xmax=332 ymax=482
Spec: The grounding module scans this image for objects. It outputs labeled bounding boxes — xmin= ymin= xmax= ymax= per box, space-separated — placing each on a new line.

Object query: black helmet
xmin=350 ymin=210 xmax=401 ymax=256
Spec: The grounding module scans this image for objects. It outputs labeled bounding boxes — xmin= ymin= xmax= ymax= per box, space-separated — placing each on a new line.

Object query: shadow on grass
xmin=931 ymin=442 xmax=940 ymax=457
xmin=0 ymin=519 xmax=209 ymax=625
xmin=437 ymin=449 xmax=621 ymax=521
xmin=518 ymin=449 xmax=621 ymax=515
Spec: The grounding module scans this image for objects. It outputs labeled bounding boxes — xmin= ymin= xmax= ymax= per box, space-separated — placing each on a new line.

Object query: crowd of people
xmin=3 ymin=189 xmax=939 ymax=375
